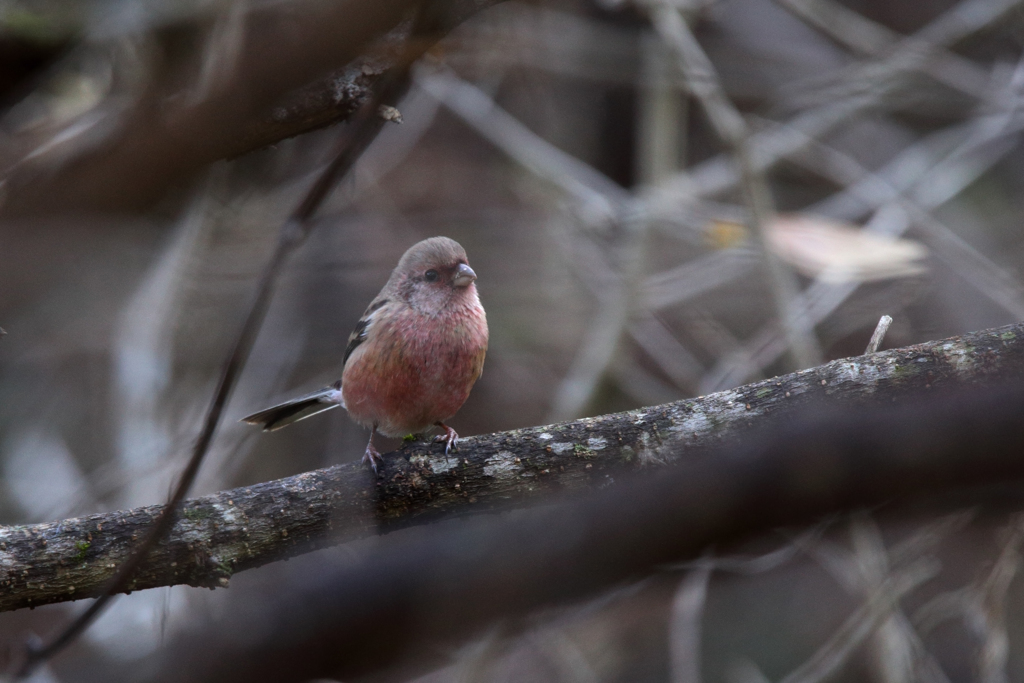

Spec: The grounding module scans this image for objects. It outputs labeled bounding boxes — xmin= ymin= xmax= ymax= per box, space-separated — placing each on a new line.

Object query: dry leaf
xmin=765 ymin=213 xmax=927 ymax=283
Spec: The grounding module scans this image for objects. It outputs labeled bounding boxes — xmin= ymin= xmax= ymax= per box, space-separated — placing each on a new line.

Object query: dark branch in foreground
xmin=151 ymin=363 xmax=1024 ymax=683
xmin=2 ymin=320 xmax=1024 ymax=613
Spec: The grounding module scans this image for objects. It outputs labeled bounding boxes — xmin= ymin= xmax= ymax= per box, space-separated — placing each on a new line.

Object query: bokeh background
xmin=2 ymin=0 xmax=1024 ymax=680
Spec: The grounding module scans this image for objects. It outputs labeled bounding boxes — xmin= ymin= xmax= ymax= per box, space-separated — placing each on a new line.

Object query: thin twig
xmin=643 ymin=0 xmax=1024 ymax=223
xmin=548 ymin=216 xmax=650 ymax=421
xmin=848 ymin=516 xmax=936 ymax=683
xmin=537 ymin=169 xmax=648 ymax=421
xmin=910 ymin=517 xmax=1024 ymax=683
xmin=700 ymin=88 xmax=1024 ymax=391
xmin=416 ymin=66 xmax=630 ymax=219
xmin=976 ymin=516 xmax=1024 ymax=683
xmin=864 ymin=315 xmax=893 ymax=355
xmin=641 ymin=247 xmax=757 ymax=311
xmin=670 ymin=528 xmax=824 ymax=575
xmin=773 ymin=0 xmax=996 ymax=103
xmin=794 ymin=114 xmax=1024 ymax=318
xmin=629 ymin=314 xmax=705 ymax=390
xmin=648 ymin=3 xmax=823 ymax=370
xmin=797 ymin=515 xmax=958 ymax=683
xmin=669 ymin=562 xmax=712 ymax=683
xmin=778 ymin=561 xmax=939 ymax=683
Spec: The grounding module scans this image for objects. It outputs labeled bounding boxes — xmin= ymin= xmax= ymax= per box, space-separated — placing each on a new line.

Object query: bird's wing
xmin=343 ymin=297 xmax=391 ymax=367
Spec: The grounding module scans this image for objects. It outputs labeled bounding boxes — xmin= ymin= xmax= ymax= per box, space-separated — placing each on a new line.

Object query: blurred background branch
xmin=0 ymin=0 xmax=507 ymax=215
xmin=648 ymin=1 xmax=823 ymax=370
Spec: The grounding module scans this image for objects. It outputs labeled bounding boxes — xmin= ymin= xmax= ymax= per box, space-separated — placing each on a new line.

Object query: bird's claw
xmin=362 ymin=442 xmax=383 ymax=473
xmin=434 ymin=422 xmax=459 ymax=454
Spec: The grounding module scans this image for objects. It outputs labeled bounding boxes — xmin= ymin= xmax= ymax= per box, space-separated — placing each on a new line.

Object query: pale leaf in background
xmin=765 ymin=213 xmax=928 ymax=283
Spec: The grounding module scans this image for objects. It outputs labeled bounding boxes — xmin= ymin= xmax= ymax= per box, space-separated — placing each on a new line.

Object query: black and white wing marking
xmin=343 ymin=298 xmax=389 ymax=366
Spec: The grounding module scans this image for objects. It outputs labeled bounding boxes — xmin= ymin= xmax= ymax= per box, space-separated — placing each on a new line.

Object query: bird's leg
xmin=362 ymin=425 xmax=383 ymax=473
xmin=434 ymin=422 xmax=459 ymax=454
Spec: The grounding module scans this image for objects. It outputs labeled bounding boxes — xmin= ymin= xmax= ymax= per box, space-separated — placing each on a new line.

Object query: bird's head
xmin=391 ymin=236 xmax=479 ymax=316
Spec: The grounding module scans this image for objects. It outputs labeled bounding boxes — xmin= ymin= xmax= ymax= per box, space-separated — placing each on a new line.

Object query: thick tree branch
xmin=152 ymin=368 xmax=1024 ymax=683
xmin=3 ymin=320 xmax=1024 ymax=613
xmin=230 ymin=0 xmax=508 ymax=159
xmin=0 ymin=0 xmax=504 ymax=216
xmin=224 ymin=37 xmax=406 ymax=160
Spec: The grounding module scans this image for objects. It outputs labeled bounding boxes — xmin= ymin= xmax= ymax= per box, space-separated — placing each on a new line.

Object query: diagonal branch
xmin=0 ymin=0 xmax=507 ymax=216
xmin=644 ymin=0 xmax=1024 ymax=220
xmin=648 ymin=3 xmax=823 ymax=370
xmin=147 ymin=347 xmax=1024 ymax=683
xmin=4 ymin=320 xmax=1024 ymax=614
xmin=774 ymin=0 xmax=997 ymax=102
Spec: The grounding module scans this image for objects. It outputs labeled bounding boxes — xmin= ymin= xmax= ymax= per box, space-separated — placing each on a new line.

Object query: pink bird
xmin=242 ymin=236 xmax=489 ymax=472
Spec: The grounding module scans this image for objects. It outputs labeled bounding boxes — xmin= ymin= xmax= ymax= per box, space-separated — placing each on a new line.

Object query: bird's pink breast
xmin=341 ymin=300 xmax=488 ymax=437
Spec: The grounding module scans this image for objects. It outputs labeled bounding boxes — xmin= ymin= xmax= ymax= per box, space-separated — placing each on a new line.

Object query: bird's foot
xmin=434 ymin=422 xmax=459 ymax=454
xmin=361 ymin=440 xmax=383 ymax=473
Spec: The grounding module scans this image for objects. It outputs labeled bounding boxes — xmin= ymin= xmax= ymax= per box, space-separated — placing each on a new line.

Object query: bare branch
xmin=700 ymin=91 xmax=1024 ymax=391
xmin=778 ymin=561 xmax=939 ymax=683
xmin=865 ymin=315 xmax=893 ymax=355
xmin=976 ymin=516 xmax=1024 ymax=683
xmin=648 ymin=4 xmax=823 ymax=370
xmin=669 ymin=563 xmax=712 ymax=683
xmin=644 ymin=0 xmax=1024 ymax=219
xmin=0 ymin=0 xmax=508 ymax=216
xmin=143 ymin=355 xmax=1024 ymax=683
xmin=5 ymin=321 xmax=1024 ymax=613
xmin=774 ymin=0 xmax=995 ymax=102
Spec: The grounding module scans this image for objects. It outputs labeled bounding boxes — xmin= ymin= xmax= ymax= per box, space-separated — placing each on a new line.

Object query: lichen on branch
xmin=2 ymin=321 xmax=1024 ymax=613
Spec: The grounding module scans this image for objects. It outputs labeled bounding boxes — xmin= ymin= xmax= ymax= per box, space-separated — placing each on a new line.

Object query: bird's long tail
xmin=241 ymin=383 xmax=344 ymax=432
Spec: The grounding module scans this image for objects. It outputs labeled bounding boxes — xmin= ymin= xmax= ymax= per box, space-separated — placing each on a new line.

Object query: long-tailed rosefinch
xmin=242 ymin=236 xmax=488 ymax=471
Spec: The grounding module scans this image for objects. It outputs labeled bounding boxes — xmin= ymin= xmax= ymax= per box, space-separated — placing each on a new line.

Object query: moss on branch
xmin=2 ymin=321 xmax=1024 ymax=612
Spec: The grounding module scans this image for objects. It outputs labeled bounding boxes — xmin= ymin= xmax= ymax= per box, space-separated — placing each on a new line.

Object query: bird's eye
xmin=424 ymin=269 xmax=439 ymax=282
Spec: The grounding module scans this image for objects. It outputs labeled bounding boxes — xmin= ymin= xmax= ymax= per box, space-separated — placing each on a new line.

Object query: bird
xmin=241 ymin=236 xmax=488 ymax=472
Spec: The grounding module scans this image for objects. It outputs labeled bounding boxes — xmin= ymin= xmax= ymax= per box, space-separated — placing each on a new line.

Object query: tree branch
xmin=150 ymin=365 xmax=1024 ymax=683
xmin=223 ymin=35 xmax=406 ymax=160
xmin=3 ymin=320 xmax=1024 ymax=613
xmin=232 ymin=0 xmax=511 ymax=160
xmin=0 ymin=0 xmax=505 ymax=216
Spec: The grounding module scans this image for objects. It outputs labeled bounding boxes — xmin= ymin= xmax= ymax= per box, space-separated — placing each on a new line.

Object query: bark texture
xmin=148 ymin=379 xmax=1024 ymax=683
xmin=0 ymin=0 xmax=505 ymax=215
xmin=2 ymin=320 xmax=1024 ymax=612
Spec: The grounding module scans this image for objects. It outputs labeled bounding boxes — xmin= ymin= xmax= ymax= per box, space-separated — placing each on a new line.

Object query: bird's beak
xmin=453 ymin=263 xmax=477 ymax=287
